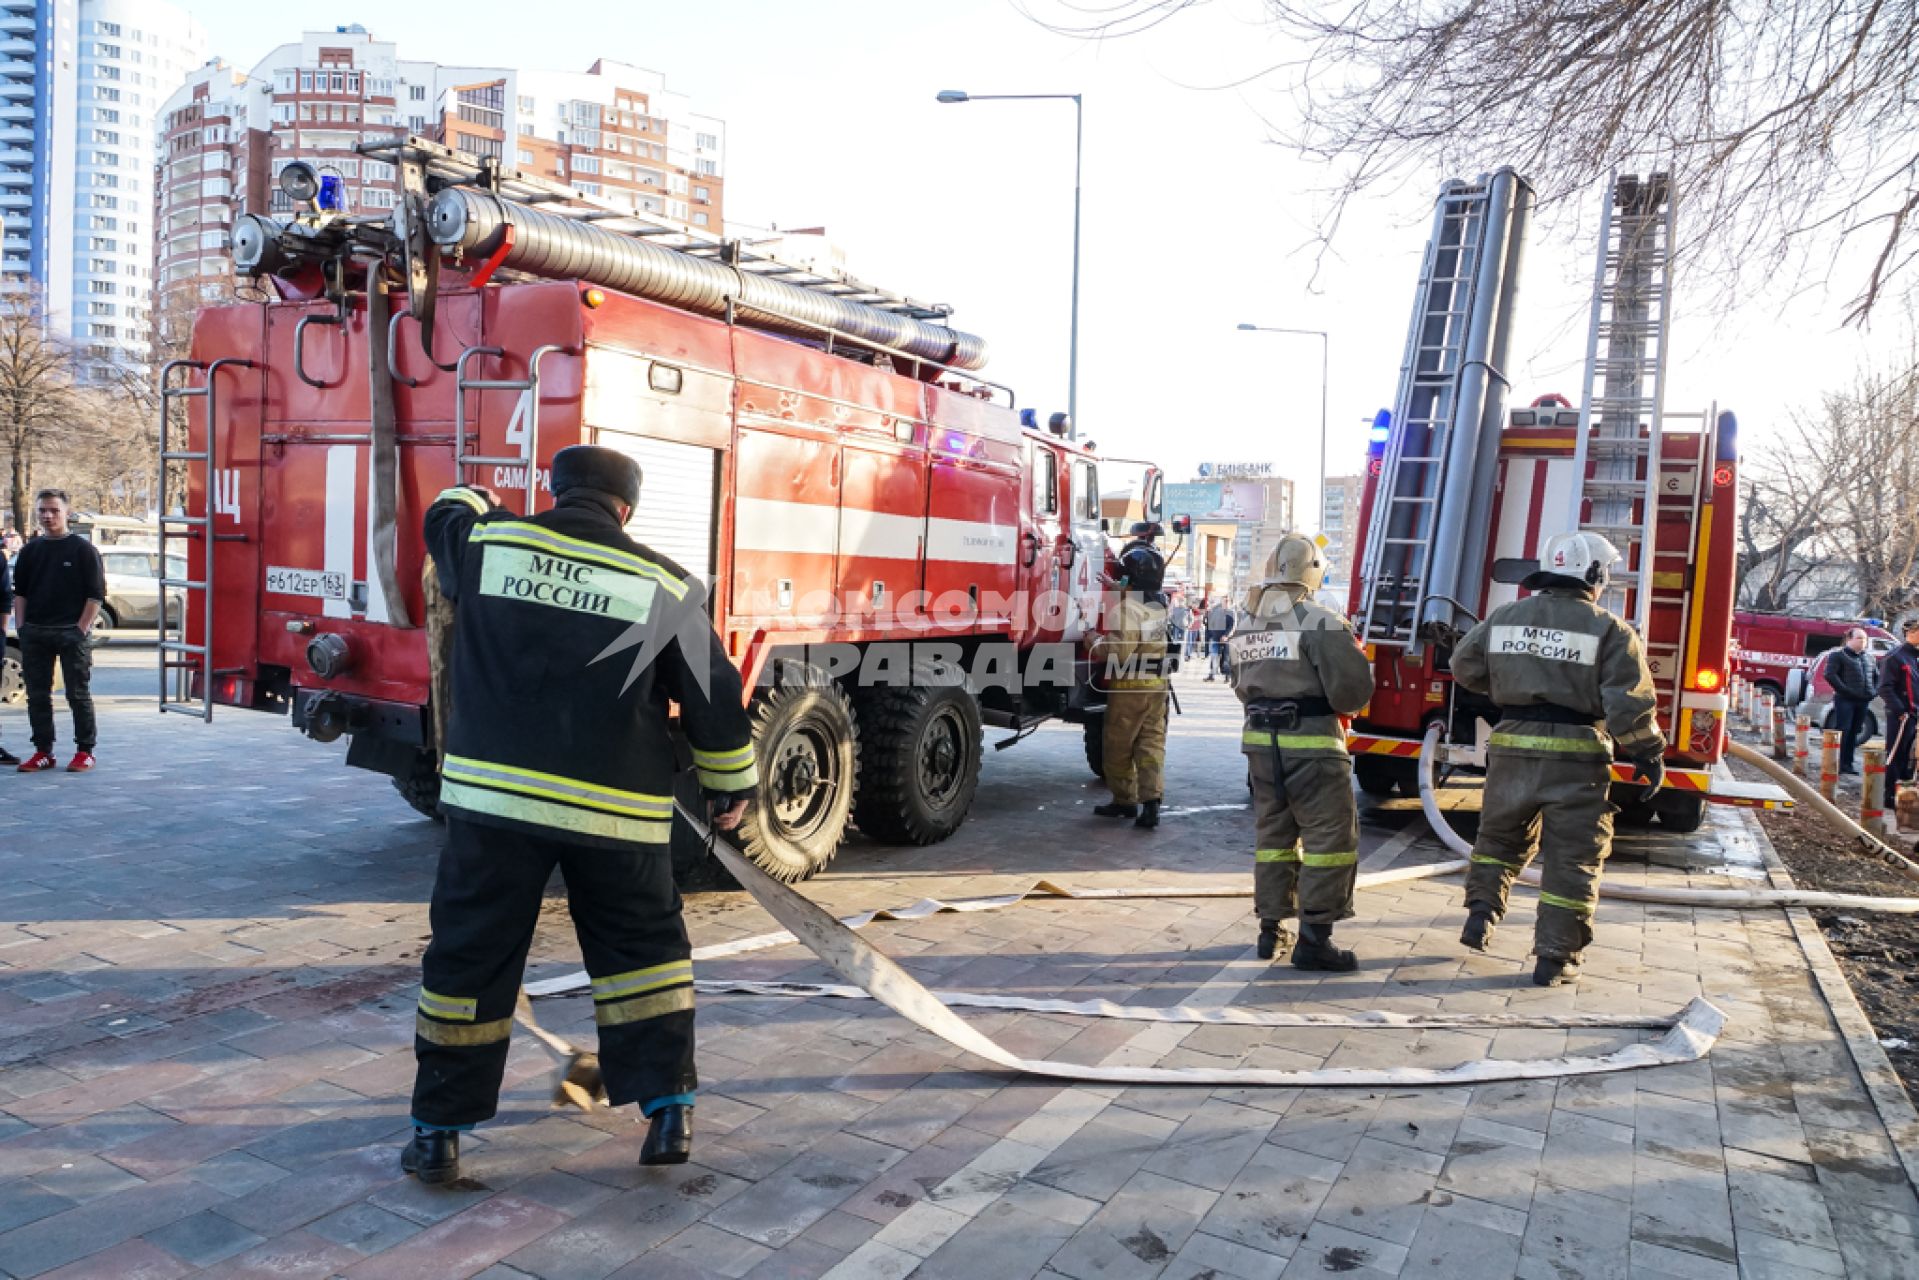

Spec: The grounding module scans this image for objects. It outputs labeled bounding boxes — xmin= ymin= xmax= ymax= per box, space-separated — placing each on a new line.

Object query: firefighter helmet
xmin=1534 ymin=530 xmax=1620 ymax=591
xmin=1119 ymin=542 xmax=1166 ymax=593
xmin=1128 ymin=520 xmax=1164 ymax=541
xmin=1245 ymin=532 xmax=1325 ymax=615
xmin=551 ymin=445 xmax=642 ymax=508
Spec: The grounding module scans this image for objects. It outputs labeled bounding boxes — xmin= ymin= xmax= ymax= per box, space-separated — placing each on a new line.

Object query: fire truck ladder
xmin=155 ymin=357 xmax=254 ymax=720
xmin=1570 ymin=173 xmax=1674 ymax=633
xmin=1358 ymin=181 xmax=1489 ymax=646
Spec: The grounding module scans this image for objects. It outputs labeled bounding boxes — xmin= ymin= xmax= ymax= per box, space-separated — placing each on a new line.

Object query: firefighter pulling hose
xmin=403 ymin=446 xmax=758 ymax=1184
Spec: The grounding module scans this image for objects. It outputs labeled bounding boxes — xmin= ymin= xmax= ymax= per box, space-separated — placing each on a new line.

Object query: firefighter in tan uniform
xmin=1093 ymin=528 xmax=1171 ymax=830
xmin=1231 ymin=535 xmax=1376 ymax=970
xmin=1451 ymin=531 xmax=1665 ymax=987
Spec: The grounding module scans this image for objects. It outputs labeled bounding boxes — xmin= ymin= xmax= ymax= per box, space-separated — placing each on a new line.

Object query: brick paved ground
xmin=0 ymin=650 xmax=1915 ymax=1278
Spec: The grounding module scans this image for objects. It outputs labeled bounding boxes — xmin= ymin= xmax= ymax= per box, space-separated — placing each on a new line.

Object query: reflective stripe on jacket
xmin=1231 ymin=594 xmax=1375 ymax=759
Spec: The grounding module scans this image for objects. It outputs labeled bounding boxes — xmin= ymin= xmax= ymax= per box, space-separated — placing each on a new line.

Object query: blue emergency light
xmin=1369 ymin=409 xmax=1392 ymax=444
xmin=1019 ymin=408 xmax=1039 ymax=431
xmin=317 ymin=174 xmax=344 ymax=211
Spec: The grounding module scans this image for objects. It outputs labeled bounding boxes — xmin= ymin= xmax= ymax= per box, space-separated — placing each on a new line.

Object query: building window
xmin=694 ymin=185 xmax=709 ymax=202
xmin=347 ymin=72 xmax=360 ymax=94
xmin=330 ymin=71 xmax=343 ymax=92
xmin=455 ymin=133 xmax=502 ymax=159
xmin=410 ymin=83 xmax=426 ymax=100
xmin=696 ymin=159 xmax=717 ymax=176
xmin=517 ymin=94 xmax=533 ymax=113
xmin=517 ymin=148 xmax=534 ymax=164
xmin=575 ymin=181 xmax=600 ymax=195
xmin=693 ymin=212 xmax=709 ymax=227
xmin=96 ymin=64 xmax=119 ymax=81
xmin=409 ymin=115 xmax=426 ymax=131
xmin=301 ymin=71 xmax=313 ymax=91
xmin=89 ymin=280 xmax=115 ymax=294
xmin=696 ymin=131 xmax=718 ymax=150
xmin=96 ymin=42 xmax=119 ymax=58
xmin=95 ymin=86 xmax=120 ymax=102
xmin=572 ymin=155 xmax=599 ymax=174
xmin=98 ymin=20 xmax=120 ymax=36
xmin=89 ymin=301 xmax=116 ymax=316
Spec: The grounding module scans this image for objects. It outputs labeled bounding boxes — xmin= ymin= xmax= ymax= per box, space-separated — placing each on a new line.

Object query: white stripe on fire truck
xmin=323 ymin=445 xmax=355 ymax=620
xmin=363 ymin=446 xmax=389 ymax=625
xmin=734 ymin=497 xmax=1016 ymax=565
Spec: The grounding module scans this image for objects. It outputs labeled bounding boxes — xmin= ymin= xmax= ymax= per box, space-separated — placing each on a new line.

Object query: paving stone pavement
xmin=0 ymin=651 xmax=1916 ymax=1277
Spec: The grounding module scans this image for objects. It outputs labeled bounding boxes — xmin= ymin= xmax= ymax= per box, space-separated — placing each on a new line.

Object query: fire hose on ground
xmin=515 ymin=730 xmax=1919 ymax=1100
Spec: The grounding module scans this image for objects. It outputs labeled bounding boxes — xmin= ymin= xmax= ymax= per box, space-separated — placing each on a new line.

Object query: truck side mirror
xmin=1491 ymin=557 xmax=1536 ymax=585
xmin=1100 ymin=517 xmax=1112 ymax=534
xmin=1170 ymin=515 xmax=1192 ymax=534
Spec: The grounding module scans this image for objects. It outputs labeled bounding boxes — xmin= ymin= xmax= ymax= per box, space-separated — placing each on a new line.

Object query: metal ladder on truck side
xmin=156 ymin=358 xmax=253 ymax=720
xmin=1358 ymin=180 xmax=1489 ymax=646
xmin=1569 ymin=173 xmax=1674 ymax=632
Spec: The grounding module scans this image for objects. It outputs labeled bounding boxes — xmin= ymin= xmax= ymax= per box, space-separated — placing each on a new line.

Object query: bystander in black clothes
xmin=12 ymin=491 xmax=105 ymax=771
xmin=1880 ymin=619 xmax=1919 ymax=798
xmin=1827 ymin=627 xmax=1880 ymax=774
xmin=0 ymin=553 xmax=15 ymax=764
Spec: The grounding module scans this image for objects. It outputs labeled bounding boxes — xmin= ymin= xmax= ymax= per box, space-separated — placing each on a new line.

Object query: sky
xmin=174 ymin=0 xmax=1902 ymax=527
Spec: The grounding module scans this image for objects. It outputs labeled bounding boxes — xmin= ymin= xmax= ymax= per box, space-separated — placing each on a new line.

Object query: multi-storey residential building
xmin=151 ymin=31 xmax=727 ymax=339
xmin=154 ymin=59 xmax=271 ymax=349
xmin=445 ymin=60 xmax=726 ymax=229
xmin=1320 ymin=473 xmax=1366 ymax=605
xmin=5 ymin=0 xmax=203 ymax=367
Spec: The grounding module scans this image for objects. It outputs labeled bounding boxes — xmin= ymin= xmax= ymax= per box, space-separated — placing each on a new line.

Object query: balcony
xmin=0 ymin=37 xmax=32 ymax=57
xmin=0 ymin=103 xmax=31 ymax=123
xmin=0 ymin=125 xmax=29 ymax=145
xmin=0 ymin=79 xmax=32 ymax=100
xmin=0 ymin=15 xmax=32 ymax=34
xmin=0 ymin=191 xmax=29 ymax=209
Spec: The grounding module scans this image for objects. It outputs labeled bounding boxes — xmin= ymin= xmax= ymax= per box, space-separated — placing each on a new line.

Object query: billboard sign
xmin=1163 ymin=481 xmax=1267 ymax=523
xmin=1196 ymin=461 xmax=1274 ymax=479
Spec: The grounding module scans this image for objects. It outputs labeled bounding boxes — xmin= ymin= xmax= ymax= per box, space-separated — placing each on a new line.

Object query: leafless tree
xmin=0 ymin=287 xmax=83 ymax=532
xmin=1826 ymin=356 xmax=1919 ymax=619
xmin=1041 ymin=1 xmax=1919 ymax=322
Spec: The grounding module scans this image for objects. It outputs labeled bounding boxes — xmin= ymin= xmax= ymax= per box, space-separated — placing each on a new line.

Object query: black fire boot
xmin=400 ymin=1128 xmax=460 ymax=1185
xmin=1531 ymin=955 xmax=1582 ymax=987
xmin=1255 ymin=919 xmax=1290 ymax=961
xmin=1291 ymin=922 xmax=1358 ymax=973
xmin=1093 ymin=802 xmax=1139 ymax=819
xmin=1460 ymin=909 xmax=1496 ymax=953
xmin=1134 ymin=800 xmax=1161 ymax=830
xmin=641 ymin=1104 xmax=693 ymax=1166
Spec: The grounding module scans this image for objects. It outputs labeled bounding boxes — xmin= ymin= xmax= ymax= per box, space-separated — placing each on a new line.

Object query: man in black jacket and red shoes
xmin=402 ymin=445 xmax=758 ymax=1185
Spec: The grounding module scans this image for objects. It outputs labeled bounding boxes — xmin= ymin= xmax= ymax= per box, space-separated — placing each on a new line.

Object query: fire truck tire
xmin=1084 ymin=711 xmax=1105 ymax=780
xmin=732 ymin=666 xmax=860 ymax=883
xmin=391 ymin=753 xmax=445 ymax=823
xmin=854 ymin=679 xmax=984 ymax=846
xmin=1656 ymin=794 xmax=1707 ymax=833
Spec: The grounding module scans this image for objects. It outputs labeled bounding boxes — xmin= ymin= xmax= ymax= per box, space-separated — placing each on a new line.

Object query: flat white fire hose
xmin=1415 ymin=723 xmax=1919 ymax=913
xmin=523 ymin=805 xmax=1727 ymax=1087
xmin=1723 ymin=738 xmax=1919 ymax=881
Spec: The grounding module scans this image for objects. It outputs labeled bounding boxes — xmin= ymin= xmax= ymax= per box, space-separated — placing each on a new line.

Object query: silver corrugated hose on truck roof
xmin=425 ymin=188 xmax=991 ymax=372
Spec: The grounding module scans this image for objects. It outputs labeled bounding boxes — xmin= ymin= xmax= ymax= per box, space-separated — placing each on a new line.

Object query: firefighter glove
xmin=1629 ymin=749 xmax=1665 ymax=801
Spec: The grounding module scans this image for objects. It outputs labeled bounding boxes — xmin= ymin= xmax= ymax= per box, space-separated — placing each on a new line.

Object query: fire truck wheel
xmin=733 ymin=666 xmax=860 ymax=882
xmin=1084 ymin=711 xmax=1105 ymax=780
xmin=390 ymin=750 xmax=445 ymax=823
xmin=1655 ymin=794 xmax=1707 ymax=833
xmin=1 ymin=640 xmax=21 ymax=705
xmin=854 ymin=679 xmax=984 ymax=846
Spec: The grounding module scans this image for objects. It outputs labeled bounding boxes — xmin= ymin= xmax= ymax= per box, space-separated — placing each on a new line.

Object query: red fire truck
xmin=1342 ymin=171 xmax=1777 ymax=832
xmin=159 ymin=138 xmax=1161 ymax=881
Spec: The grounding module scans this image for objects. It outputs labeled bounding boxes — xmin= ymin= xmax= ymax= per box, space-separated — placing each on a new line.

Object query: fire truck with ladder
xmin=1344 ymin=169 xmax=1784 ymax=831
xmin=158 ymin=137 xmax=1164 ymax=882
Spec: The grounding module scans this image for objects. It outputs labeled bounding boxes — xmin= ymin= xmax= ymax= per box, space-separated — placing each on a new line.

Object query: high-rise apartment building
xmin=6 ymin=0 xmax=204 ymax=366
xmin=153 ymin=30 xmax=727 ymax=336
xmin=1320 ymin=472 xmax=1366 ymax=605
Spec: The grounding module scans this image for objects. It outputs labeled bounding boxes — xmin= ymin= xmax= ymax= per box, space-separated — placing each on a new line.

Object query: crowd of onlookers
xmin=1166 ymin=594 xmax=1238 ymax=680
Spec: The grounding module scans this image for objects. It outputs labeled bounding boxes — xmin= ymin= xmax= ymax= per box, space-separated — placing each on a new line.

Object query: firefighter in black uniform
xmin=403 ymin=446 xmax=757 ymax=1184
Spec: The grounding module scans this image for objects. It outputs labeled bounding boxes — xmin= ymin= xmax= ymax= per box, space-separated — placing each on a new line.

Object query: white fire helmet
xmin=1537 ymin=530 xmax=1621 ymax=590
xmin=1247 ymin=532 xmax=1326 ymax=614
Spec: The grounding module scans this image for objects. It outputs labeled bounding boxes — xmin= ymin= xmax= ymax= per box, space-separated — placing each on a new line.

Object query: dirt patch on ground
xmin=1727 ymin=751 xmax=1919 ymax=1100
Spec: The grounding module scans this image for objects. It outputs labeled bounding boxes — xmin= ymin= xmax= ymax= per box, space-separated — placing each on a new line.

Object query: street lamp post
xmin=937 ymin=89 xmax=1082 ymax=438
xmin=1237 ymin=323 xmax=1329 ymax=531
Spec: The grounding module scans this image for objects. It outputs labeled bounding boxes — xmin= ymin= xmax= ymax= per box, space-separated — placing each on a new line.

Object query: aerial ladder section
xmin=1358 ymin=169 xmax=1532 ymax=650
